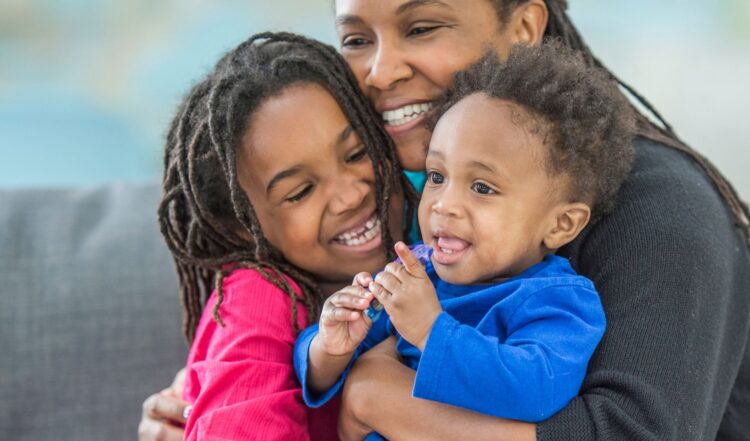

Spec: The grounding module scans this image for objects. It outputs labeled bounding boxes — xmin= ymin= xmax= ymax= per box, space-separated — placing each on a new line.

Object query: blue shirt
xmin=294 ymin=253 xmax=606 ymax=425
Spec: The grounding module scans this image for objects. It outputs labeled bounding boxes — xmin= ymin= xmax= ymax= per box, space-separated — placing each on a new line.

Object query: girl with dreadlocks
xmin=157 ymin=31 xmax=415 ymax=440
xmin=141 ymin=1 xmax=750 ymax=440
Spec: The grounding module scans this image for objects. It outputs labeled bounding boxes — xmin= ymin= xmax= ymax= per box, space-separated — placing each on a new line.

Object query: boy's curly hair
xmin=429 ymin=41 xmax=635 ymax=220
xmin=158 ymin=32 xmax=417 ymax=342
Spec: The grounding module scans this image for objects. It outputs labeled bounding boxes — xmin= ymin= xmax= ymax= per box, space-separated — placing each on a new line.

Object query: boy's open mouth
xmin=431 ymin=234 xmax=471 ymax=266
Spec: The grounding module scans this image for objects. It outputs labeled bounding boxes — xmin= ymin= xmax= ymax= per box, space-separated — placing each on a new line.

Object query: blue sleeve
xmin=293 ymin=311 xmax=394 ymax=408
xmin=412 ymin=284 xmax=606 ymax=422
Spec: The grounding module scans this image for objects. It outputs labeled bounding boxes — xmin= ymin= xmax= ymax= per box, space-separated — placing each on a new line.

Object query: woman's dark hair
xmin=492 ymin=0 xmax=750 ymax=244
xmin=430 ymin=42 xmax=635 ymax=221
xmin=158 ymin=32 xmax=417 ymax=343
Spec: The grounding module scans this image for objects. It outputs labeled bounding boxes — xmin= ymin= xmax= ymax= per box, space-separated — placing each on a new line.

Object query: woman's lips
xmin=380 ymin=101 xmax=434 ymax=136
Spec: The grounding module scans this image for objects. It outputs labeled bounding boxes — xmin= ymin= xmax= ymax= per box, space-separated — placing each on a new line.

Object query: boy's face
xmin=419 ymin=94 xmax=572 ymax=284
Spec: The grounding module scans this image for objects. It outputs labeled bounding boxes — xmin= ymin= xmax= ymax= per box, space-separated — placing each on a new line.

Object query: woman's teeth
xmin=336 ymin=216 xmax=381 ymax=246
xmin=382 ymin=103 xmax=433 ymax=127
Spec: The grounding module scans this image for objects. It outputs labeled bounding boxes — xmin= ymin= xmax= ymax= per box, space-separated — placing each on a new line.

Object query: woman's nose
xmin=364 ymin=41 xmax=413 ymax=91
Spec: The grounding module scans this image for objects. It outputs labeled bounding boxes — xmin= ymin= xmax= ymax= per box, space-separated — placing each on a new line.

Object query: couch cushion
xmin=0 ymin=182 xmax=187 ymax=441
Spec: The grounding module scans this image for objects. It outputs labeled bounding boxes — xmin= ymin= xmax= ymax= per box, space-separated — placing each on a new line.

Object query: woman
xmin=140 ymin=1 xmax=750 ymax=440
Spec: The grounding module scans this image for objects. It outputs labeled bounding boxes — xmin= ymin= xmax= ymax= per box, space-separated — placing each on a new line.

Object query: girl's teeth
xmin=337 ymin=216 xmax=381 ymax=246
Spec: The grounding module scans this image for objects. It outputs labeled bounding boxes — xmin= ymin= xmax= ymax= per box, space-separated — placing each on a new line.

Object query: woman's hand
xmin=138 ymin=369 xmax=188 ymax=441
xmin=339 ymin=337 xmax=536 ymax=441
xmin=338 ymin=336 xmax=401 ymax=441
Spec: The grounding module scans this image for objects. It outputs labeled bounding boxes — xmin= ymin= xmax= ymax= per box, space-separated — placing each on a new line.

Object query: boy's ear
xmin=543 ymin=202 xmax=591 ymax=251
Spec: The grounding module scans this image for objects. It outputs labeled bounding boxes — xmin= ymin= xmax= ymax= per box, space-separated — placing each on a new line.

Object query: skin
xmin=237 ymin=82 xmax=404 ymax=294
xmin=317 ymin=94 xmax=591 ymax=440
xmin=335 ymin=0 xmax=548 ymax=171
xmin=139 ymin=0 xmax=551 ymax=439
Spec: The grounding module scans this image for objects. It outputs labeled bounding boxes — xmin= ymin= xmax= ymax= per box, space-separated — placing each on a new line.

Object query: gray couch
xmin=0 ymin=182 xmax=187 ymax=441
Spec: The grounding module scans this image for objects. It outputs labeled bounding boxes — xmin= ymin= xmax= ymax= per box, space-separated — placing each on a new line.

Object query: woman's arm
xmin=138 ymin=370 xmax=188 ymax=441
xmin=339 ymin=338 xmax=536 ymax=441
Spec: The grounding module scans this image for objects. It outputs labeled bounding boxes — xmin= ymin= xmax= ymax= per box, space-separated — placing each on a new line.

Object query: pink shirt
xmin=183 ymin=268 xmax=339 ymax=440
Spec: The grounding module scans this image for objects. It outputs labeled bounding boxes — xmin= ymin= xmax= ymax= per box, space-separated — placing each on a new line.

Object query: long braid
xmin=159 ymin=32 xmax=417 ymax=343
xmin=497 ymin=0 xmax=750 ymax=246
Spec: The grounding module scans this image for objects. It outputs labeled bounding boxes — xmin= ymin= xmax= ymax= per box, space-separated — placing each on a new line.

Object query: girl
xmin=156 ymin=31 xmax=415 ymax=440
xmin=143 ymin=1 xmax=750 ymax=440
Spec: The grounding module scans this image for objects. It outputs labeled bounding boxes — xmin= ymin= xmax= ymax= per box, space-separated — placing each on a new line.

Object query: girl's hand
xmin=317 ymin=275 xmax=374 ymax=356
xmin=369 ymin=242 xmax=442 ymax=350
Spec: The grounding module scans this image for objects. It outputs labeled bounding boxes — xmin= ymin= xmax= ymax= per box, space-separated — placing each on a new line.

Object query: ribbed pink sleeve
xmin=183 ymin=269 xmax=339 ymax=441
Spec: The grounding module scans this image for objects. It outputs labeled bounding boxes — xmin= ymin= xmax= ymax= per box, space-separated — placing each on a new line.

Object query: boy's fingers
xmin=373 ymin=272 xmax=400 ymax=296
xmin=394 ymin=241 xmax=426 ymax=277
xmin=323 ymin=306 xmax=361 ymax=322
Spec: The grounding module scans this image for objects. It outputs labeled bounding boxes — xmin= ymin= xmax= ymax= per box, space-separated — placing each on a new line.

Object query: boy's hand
xmin=369 ymin=242 xmax=442 ymax=351
xmin=317 ymin=274 xmax=374 ymax=356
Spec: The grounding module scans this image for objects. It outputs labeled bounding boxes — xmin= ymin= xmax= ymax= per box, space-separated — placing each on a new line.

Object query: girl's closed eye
xmin=346 ymin=147 xmax=368 ymax=163
xmin=285 ymin=184 xmax=314 ymax=203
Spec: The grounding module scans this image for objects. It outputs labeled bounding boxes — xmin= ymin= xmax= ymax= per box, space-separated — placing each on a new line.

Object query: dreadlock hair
xmin=158 ymin=31 xmax=417 ymax=343
xmin=428 ymin=42 xmax=635 ymax=221
xmin=489 ymin=0 xmax=750 ymax=245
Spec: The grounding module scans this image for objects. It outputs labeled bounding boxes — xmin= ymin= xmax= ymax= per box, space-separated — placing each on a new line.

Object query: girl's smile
xmin=237 ymin=83 xmax=404 ymax=286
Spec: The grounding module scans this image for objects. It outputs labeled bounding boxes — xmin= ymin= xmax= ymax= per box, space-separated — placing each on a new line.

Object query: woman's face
xmin=237 ymin=83 xmax=404 ymax=286
xmin=334 ymin=0 xmax=541 ymax=171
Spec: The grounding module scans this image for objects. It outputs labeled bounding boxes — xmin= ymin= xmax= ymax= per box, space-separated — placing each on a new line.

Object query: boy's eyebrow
xmin=467 ymin=160 xmax=496 ymax=174
xmin=336 ymin=0 xmax=452 ymax=26
xmin=266 ymin=166 xmax=303 ymax=195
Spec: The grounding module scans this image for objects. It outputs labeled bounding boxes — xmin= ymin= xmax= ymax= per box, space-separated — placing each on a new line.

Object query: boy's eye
xmin=428 ymin=171 xmax=444 ymax=185
xmin=286 ymin=185 xmax=313 ymax=203
xmin=346 ymin=148 xmax=368 ymax=163
xmin=472 ymin=182 xmax=494 ymax=195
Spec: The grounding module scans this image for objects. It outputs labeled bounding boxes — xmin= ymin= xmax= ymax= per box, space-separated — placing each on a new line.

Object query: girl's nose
xmin=329 ymin=174 xmax=369 ymax=215
xmin=365 ymin=41 xmax=413 ymax=91
xmin=431 ymin=189 xmax=463 ymax=218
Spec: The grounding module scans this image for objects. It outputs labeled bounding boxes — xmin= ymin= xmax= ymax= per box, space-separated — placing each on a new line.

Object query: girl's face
xmin=237 ymin=83 xmax=404 ymax=286
xmin=334 ymin=0 xmax=545 ymax=171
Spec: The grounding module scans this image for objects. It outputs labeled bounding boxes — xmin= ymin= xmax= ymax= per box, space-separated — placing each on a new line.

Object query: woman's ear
xmin=542 ymin=202 xmax=591 ymax=251
xmin=510 ymin=0 xmax=549 ymax=47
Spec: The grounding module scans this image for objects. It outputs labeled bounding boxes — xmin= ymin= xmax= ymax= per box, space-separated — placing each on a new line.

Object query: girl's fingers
xmin=353 ymin=271 xmax=373 ymax=288
xmin=330 ymin=307 xmax=361 ymax=321
xmin=330 ymin=291 xmax=371 ymax=310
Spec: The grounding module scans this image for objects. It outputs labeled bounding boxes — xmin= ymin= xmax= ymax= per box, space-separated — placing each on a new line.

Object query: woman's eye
xmin=472 ymin=182 xmax=494 ymax=195
xmin=346 ymin=148 xmax=367 ymax=163
xmin=286 ymin=185 xmax=313 ymax=203
xmin=342 ymin=36 xmax=370 ymax=49
xmin=408 ymin=25 xmax=440 ymax=37
xmin=428 ymin=171 xmax=444 ymax=185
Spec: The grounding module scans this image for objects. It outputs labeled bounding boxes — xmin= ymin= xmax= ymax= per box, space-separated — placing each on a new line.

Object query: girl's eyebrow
xmin=266 ymin=166 xmax=303 ymax=195
xmin=266 ymin=125 xmax=353 ymax=195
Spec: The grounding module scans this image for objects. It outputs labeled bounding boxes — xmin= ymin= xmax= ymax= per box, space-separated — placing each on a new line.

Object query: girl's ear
xmin=542 ymin=202 xmax=591 ymax=251
xmin=509 ymin=0 xmax=549 ymax=47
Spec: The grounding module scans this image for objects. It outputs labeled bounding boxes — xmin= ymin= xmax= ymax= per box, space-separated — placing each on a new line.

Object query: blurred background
xmin=0 ymin=0 xmax=748 ymax=199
